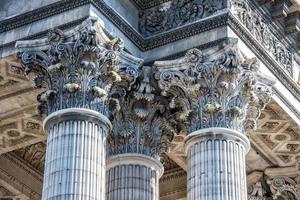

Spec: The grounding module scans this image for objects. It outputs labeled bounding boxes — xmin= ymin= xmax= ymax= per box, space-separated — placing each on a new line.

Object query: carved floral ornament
xmin=154 ymin=40 xmax=274 ymax=135
xmin=17 ymin=18 xmax=274 ymax=159
xmin=108 ymin=66 xmax=174 ymax=159
xmin=17 ymin=18 xmax=139 ymax=116
xmin=230 ymin=0 xmax=293 ymax=76
xmin=267 ymin=175 xmax=300 ymax=200
xmin=139 ymin=0 xmax=226 ymax=36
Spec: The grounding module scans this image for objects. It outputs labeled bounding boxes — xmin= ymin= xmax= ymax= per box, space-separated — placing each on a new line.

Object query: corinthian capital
xmin=108 ymin=66 xmax=174 ymax=159
xmin=16 ymin=17 xmax=137 ymax=116
xmin=154 ymin=39 xmax=274 ymax=134
xmin=267 ymin=175 xmax=300 ymax=199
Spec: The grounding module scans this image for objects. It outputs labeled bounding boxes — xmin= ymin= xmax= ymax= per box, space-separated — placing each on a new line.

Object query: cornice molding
xmin=130 ymin=0 xmax=170 ymax=10
xmin=228 ymin=14 xmax=300 ymax=103
xmin=273 ymin=88 xmax=300 ymax=119
xmin=0 ymin=160 xmax=41 ymax=199
xmin=0 ymin=0 xmax=89 ymax=33
xmin=160 ymin=168 xmax=186 ymax=183
xmin=3 ymin=153 xmax=43 ymax=182
xmin=0 ymin=16 xmax=88 ymax=50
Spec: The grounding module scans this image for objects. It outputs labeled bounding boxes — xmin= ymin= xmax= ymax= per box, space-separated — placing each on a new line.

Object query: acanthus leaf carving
xmin=154 ymin=39 xmax=274 ymax=135
xmin=108 ymin=66 xmax=174 ymax=159
xmin=267 ymin=175 xmax=300 ymax=199
xmin=248 ymin=181 xmax=267 ymax=200
xmin=17 ymin=18 xmax=138 ymax=116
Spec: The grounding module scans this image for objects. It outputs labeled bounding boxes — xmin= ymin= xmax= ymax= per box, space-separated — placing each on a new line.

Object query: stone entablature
xmin=137 ymin=0 xmax=297 ymax=77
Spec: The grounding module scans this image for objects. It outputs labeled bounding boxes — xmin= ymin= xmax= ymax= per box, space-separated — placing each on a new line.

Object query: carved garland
xmin=139 ymin=0 xmax=226 ymax=36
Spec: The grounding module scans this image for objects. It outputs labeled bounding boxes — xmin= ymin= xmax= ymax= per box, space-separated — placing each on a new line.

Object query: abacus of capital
xmin=16 ymin=18 xmax=274 ymax=200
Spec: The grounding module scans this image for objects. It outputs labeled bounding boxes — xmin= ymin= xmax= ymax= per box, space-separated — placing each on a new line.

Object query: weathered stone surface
xmin=155 ymin=39 xmax=274 ymax=135
xmin=0 ymin=0 xmax=61 ymax=20
xmin=16 ymin=17 xmax=137 ymax=200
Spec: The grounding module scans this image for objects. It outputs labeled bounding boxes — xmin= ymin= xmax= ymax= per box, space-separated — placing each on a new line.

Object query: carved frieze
xmin=13 ymin=142 xmax=46 ymax=173
xmin=230 ymin=0 xmax=294 ymax=76
xmin=154 ymin=40 xmax=274 ymax=135
xmin=139 ymin=0 xmax=226 ymax=36
xmin=108 ymin=66 xmax=174 ymax=159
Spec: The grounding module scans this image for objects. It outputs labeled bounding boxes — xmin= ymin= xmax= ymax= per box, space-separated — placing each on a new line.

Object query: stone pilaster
xmin=16 ymin=17 xmax=137 ymax=200
xmin=155 ymin=39 xmax=274 ymax=200
xmin=106 ymin=66 xmax=173 ymax=200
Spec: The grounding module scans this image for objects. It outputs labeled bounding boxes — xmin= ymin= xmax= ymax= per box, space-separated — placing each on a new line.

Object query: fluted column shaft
xmin=42 ymin=108 xmax=111 ymax=200
xmin=185 ymin=128 xmax=250 ymax=200
xmin=106 ymin=154 xmax=163 ymax=200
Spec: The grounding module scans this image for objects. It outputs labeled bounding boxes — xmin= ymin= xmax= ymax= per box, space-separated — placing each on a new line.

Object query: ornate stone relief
xmin=0 ymin=57 xmax=36 ymax=99
xmin=251 ymin=101 xmax=300 ymax=166
xmin=17 ymin=17 xmax=135 ymax=116
xmin=108 ymin=66 xmax=174 ymax=159
xmin=154 ymin=39 xmax=274 ymax=135
xmin=267 ymin=175 xmax=300 ymax=199
xmin=0 ymin=56 xmax=45 ymax=155
xmin=13 ymin=142 xmax=46 ymax=173
xmin=230 ymin=0 xmax=294 ymax=76
xmin=248 ymin=181 xmax=267 ymax=200
xmin=0 ymin=110 xmax=44 ymax=155
xmin=139 ymin=0 xmax=226 ymax=36
xmin=160 ymin=153 xmax=180 ymax=171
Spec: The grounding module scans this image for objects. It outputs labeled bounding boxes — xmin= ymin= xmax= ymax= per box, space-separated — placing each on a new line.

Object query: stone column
xmin=185 ymin=128 xmax=250 ymax=200
xmin=16 ymin=18 xmax=129 ymax=200
xmin=106 ymin=66 xmax=172 ymax=200
xmin=155 ymin=39 xmax=274 ymax=200
xmin=106 ymin=154 xmax=163 ymax=200
xmin=42 ymin=108 xmax=110 ymax=199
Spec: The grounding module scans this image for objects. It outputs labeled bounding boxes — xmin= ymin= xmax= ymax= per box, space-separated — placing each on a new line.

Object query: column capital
xmin=16 ymin=17 xmax=140 ymax=116
xmin=154 ymin=39 xmax=275 ymax=135
xmin=108 ymin=66 xmax=174 ymax=160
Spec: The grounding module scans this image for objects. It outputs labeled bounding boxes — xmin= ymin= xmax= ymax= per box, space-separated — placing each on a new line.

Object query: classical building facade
xmin=0 ymin=0 xmax=300 ymax=199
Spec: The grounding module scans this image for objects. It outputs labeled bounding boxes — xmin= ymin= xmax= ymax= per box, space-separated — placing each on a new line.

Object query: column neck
xmin=107 ymin=153 xmax=164 ymax=178
xmin=184 ymin=127 xmax=251 ymax=154
xmin=43 ymin=108 xmax=112 ymax=131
